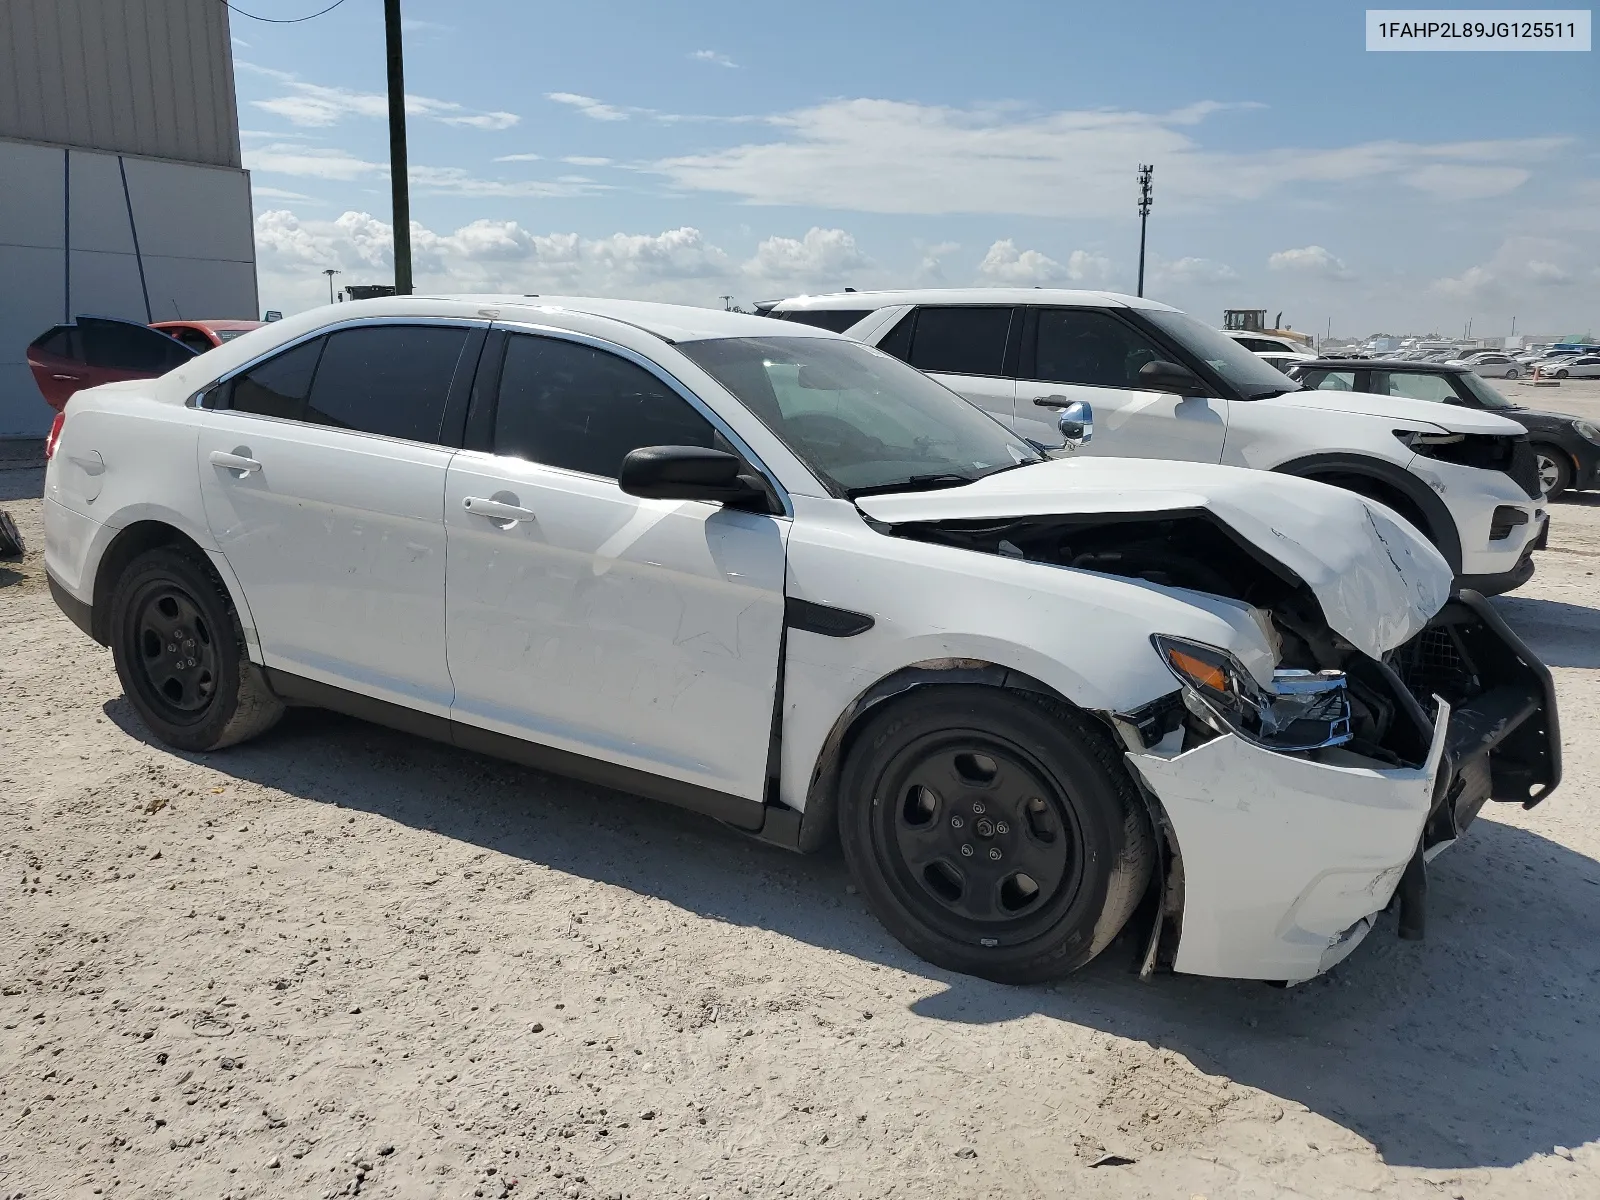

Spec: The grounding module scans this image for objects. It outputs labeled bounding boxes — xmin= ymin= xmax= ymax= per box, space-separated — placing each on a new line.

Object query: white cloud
xmin=1430 ymin=237 xmax=1587 ymax=300
xmin=561 ymin=156 xmax=613 ymax=166
xmin=240 ymin=64 xmax=518 ymax=131
xmin=1268 ymin=245 xmax=1353 ymax=280
xmin=976 ymin=240 xmax=1113 ymax=285
xmin=492 ymin=153 xmax=543 ymax=163
xmin=252 ymin=185 xmax=314 ymax=201
xmin=401 ymin=18 xmax=453 ymax=33
xmin=745 ymin=228 xmax=868 ymax=283
xmin=243 ymin=144 xmax=607 ymax=198
xmin=546 ymin=92 xmax=631 ymax=121
xmin=690 ymin=49 xmax=739 ymax=68
xmin=649 ymin=95 xmax=1563 ymax=217
xmin=914 ymin=241 xmax=961 ymax=283
xmin=1404 ymin=163 xmax=1530 ymax=200
xmin=1152 ymin=255 xmax=1238 ymax=285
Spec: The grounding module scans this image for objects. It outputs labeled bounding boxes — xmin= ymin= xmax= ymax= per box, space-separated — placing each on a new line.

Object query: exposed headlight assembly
xmin=1152 ymin=635 xmax=1353 ymax=752
xmin=1574 ymin=419 xmax=1600 ymax=447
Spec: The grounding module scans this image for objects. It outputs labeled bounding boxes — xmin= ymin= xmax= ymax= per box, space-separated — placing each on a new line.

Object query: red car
xmin=28 ymin=317 xmax=196 ymax=412
xmin=150 ymin=319 xmax=264 ymax=355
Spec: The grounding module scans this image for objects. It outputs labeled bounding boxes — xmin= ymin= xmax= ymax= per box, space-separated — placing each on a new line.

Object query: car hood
xmin=855 ymin=457 xmax=1454 ymax=660
xmin=1271 ymin=389 xmax=1529 ymax=434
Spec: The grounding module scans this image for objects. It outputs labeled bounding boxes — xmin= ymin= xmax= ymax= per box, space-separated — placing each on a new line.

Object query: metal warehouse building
xmin=0 ymin=0 xmax=257 ymax=437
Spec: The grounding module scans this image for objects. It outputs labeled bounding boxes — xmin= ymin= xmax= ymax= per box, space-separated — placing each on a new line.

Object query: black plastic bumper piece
xmin=47 ymin=570 xmax=99 ymax=643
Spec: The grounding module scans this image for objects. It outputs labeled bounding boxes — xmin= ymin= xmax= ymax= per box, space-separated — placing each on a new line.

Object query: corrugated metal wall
xmin=0 ymin=0 xmax=240 ymax=168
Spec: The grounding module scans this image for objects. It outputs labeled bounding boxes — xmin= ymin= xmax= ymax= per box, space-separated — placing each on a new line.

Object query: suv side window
xmin=226 ymin=337 xmax=326 ymax=420
xmin=904 ymin=307 xmax=1014 ymax=377
xmin=303 ymin=325 xmax=470 ymax=443
xmin=780 ymin=309 xmax=870 ymax=333
xmin=1031 ymin=308 xmax=1164 ymax=388
xmin=493 ymin=334 xmax=716 ymax=478
xmin=1297 ymin=369 xmax=1357 ymax=391
xmin=1375 ymin=371 xmax=1459 ymax=403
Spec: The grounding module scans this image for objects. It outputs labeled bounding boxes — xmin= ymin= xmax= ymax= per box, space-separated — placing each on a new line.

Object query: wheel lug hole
xmin=960 ymin=844 xmax=974 ymax=858
xmin=971 ymin=802 xmax=987 ymax=815
xmin=995 ymin=821 xmax=1009 ymax=835
xmin=950 ymin=816 xmax=964 ymax=830
xmin=988 ymin=847 xmax=1003 ymax=861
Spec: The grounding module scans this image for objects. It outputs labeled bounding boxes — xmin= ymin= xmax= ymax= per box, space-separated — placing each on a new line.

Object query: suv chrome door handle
xmin=208 ymin=450 xmax=262 ymax=475
xmin=463 ymin=496 xmax=537 ymax=522
xmin=1032 ymin=395 xmax=1073 ymax=408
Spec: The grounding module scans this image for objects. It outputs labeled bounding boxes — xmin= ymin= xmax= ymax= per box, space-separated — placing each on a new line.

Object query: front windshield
xmin=1141 ymin=309 xmax=1303 ymax=398
xmin=1456 ymin=371 xmax=1519 ymax=409
xmin=677 ymin=336 xmax=1043 ymax=496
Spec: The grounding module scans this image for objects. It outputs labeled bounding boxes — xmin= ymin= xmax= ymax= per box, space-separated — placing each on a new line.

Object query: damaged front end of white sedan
xmin=806 ymin=459 xmax=1561 ymax=985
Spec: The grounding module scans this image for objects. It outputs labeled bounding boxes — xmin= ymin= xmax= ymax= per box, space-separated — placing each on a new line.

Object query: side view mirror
xmin=1138 ymin=359 xmax=1208 ymax=395
xmin=1057 ymin=400 xmax=1093 ymax=450
xmin=619 ymin=445 xmax=772 ymax=510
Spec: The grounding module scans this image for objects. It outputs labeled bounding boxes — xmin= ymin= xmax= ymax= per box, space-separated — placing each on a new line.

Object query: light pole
xmin=720 ymin=295 xmax=735 ymax=311
xmin=1135 ymin=164 xmax=1154 ymax=298
xmin=384 ymin=0 xmax=413 ymax=295
xmin=323 ymin=268 xmax=341 ymax=304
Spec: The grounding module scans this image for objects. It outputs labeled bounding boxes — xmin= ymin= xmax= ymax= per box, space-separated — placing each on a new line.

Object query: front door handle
xmin=52 ymin=373 xmax=85 ymax=382
xmin=209 ymin=450 xmax=262 ymax=475
xmin=463 ymin=496 xmax=538 ymax=523
xmin=1032 ymin=394 xmax=1074 ymax=409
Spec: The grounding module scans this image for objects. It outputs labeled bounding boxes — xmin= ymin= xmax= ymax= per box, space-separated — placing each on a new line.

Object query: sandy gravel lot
xmin=3 ymin=384 xmax=1598 ymax=1200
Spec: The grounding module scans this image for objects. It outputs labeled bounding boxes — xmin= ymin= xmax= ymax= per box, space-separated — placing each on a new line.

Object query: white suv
xmin=43 ymin=296 xmax=1559 ymax=985
xmin=763 ymin=290 xmax=1548 ymax=594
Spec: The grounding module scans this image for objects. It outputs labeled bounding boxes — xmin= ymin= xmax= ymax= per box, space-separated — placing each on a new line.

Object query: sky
xmin=232 ymin=0 xmax=1599 ymax=338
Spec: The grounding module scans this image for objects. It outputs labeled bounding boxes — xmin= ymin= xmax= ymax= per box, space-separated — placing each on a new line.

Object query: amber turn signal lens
xmin=1167 ymin=648 xmax=1228 ymax=692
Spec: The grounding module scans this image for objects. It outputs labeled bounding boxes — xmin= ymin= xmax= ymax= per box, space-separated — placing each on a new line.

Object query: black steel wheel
xmin=838 ymin=686 xmax=1152 ymax=984
xmin=109 ymin=546 xmax=283 ymax=752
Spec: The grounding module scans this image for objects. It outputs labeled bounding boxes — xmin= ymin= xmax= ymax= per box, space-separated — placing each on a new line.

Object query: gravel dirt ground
xmin=2 ymin=381 xmax=1598 ymax=1200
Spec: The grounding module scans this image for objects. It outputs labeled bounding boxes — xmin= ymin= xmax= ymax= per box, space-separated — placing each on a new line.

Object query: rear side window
xmin=1376 ymin=372 xmax=1458 ymax=403
xmin=76 ymin=319 xmax=194 ymax=372
xmin=304 ymin=325 xmax=469 ymax=443
xmin=1298 ymin=370 xmax=1357 ymax=391
xmin=905 ymin=307 xmax=1013 ymax=377
xmin=1031 ymin=309 xmax=1164 ymax=388
xmin=227 ymin=337 xmax=325 ymax=419
xmin=779 ymin=309 xmax=871 ymax=333
xmin=493 ymin=334 xmax=716 ymax=478
xmin=29 ymin=326 xmax=79 ymax=358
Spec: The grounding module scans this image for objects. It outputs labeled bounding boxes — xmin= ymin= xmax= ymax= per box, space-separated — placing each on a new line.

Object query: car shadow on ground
xmin=1492 ymin=594 xmax=1600 ymax=668
xmin=103 ymin=695 xmax=1600 ymax=1173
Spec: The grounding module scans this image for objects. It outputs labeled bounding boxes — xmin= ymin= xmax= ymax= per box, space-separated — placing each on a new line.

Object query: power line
xmin=223 ymin=0 xmax=350 ymax=24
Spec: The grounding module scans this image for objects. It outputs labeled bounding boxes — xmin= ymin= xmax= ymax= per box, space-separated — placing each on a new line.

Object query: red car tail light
xmin=44 ymin=411 xmax=66 ymax=460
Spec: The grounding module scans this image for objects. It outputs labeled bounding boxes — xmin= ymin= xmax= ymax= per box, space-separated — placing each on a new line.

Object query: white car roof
xmin=766 ymin=288 xmax=1180 ymax=312
xmin=410 ymin=294 xmax=835 ymax=343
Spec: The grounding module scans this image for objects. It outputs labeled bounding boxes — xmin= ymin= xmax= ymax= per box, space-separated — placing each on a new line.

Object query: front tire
xmin=837 ymin=686 xmax=1152 ymax=984
xmin=1534 ymin=446 xmax=1572 ymax=499
xmin=1556 ymin=369 xmax=1570 ymax=379
xmin=109 ymin=547 xmax=283 ymax=752
xmin=1505 ymin=368 xmax=1519 ymax=379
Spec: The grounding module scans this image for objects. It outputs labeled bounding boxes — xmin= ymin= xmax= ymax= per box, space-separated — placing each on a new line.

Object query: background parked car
xmin=1450 ymin=353 xmax=1523 ymax=378
xmin=764 ymin=289 xmax=1547 ymax=594
xmin=1542 ymin=354 xmax=1600 ymax=380
xmin=1288 ymin=358 xmax=1599 ymax=499
xmin=150 ymin=319 xmax=263 ymax=354
xmin=27 ymin=315 xmax=196 ymax=412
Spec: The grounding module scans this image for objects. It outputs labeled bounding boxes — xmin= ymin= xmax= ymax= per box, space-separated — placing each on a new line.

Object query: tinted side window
xmin=1031 ymin=309 xmax=1164 ymax=388
xmin=780 ymin=309 xmax=871 ymax=333
xmin=1376 ymin=372 xmax=1458 ymax=403
xmin=78 ymin=319 xmax=195 ymax=372
xmin=304 ymin=325 xmax=468 ymax=443
xmin=907 ymin=307 xmax=1013 ymax=377
xmin=227 ymin=337 xmax=326 ymax=420
xmin=494 ymin=335 xmax=715 ymax=478
xmin=875 ymin=311 xmax=915 ymax=362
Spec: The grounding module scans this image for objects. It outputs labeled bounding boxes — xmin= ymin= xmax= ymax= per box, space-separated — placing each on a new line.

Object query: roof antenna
xmin=170 ymin=298 xmax=183 ymax=319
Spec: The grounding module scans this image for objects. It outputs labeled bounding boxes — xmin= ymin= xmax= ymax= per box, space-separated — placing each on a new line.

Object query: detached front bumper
xmin=1126 ymin=591 xmax=1559 ymax=983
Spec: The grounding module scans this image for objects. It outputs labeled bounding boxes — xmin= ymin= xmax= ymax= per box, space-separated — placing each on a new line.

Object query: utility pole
xmin=384 ymin=0 xmax=413 ymax=295
xmin=720 ymin=295 xmax=735 ymax=311
xmin=322 ymin=268 xmax=341 ymax=304
xmin=1135 ymin=164 xmax=1154 ymax=298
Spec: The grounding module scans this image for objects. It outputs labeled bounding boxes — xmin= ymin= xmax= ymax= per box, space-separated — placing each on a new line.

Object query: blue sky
xmin=235 ymin=0 xmax=1598 ymax=336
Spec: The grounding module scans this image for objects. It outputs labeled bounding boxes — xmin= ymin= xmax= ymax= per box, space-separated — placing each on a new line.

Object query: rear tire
xmin=1555 ymin=369 xmax=1570 ymax=379
xmin=837 ymin=686 xmax=1152 ymax=984
xmin=109 ymin=547 xmax=283 ymax=752
xmin=1505 ymin=368 xmax=1519 ymax=380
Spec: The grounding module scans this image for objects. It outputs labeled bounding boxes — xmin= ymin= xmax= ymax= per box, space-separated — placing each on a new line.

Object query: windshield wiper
xmin=978 ymin=456 xmax=1048 ymax=480
xmin=846 ymin=473 xmax=976 ymax=499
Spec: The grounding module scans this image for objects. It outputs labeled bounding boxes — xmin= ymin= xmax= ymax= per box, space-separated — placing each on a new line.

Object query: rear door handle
xmin=209 ymin=450 xmax=262 ymax=475
xmin=1032 ymin=394 xmax=1073 ymax=409
xmin=52 ymin=373 xmax=84 ymax=381
xmin=463 ymin=496 xmax=537 ymax=522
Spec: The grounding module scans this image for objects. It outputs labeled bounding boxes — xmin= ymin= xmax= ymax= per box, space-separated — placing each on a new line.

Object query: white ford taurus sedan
xmin=42 ymin=296 xmax=1561 ymax=985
